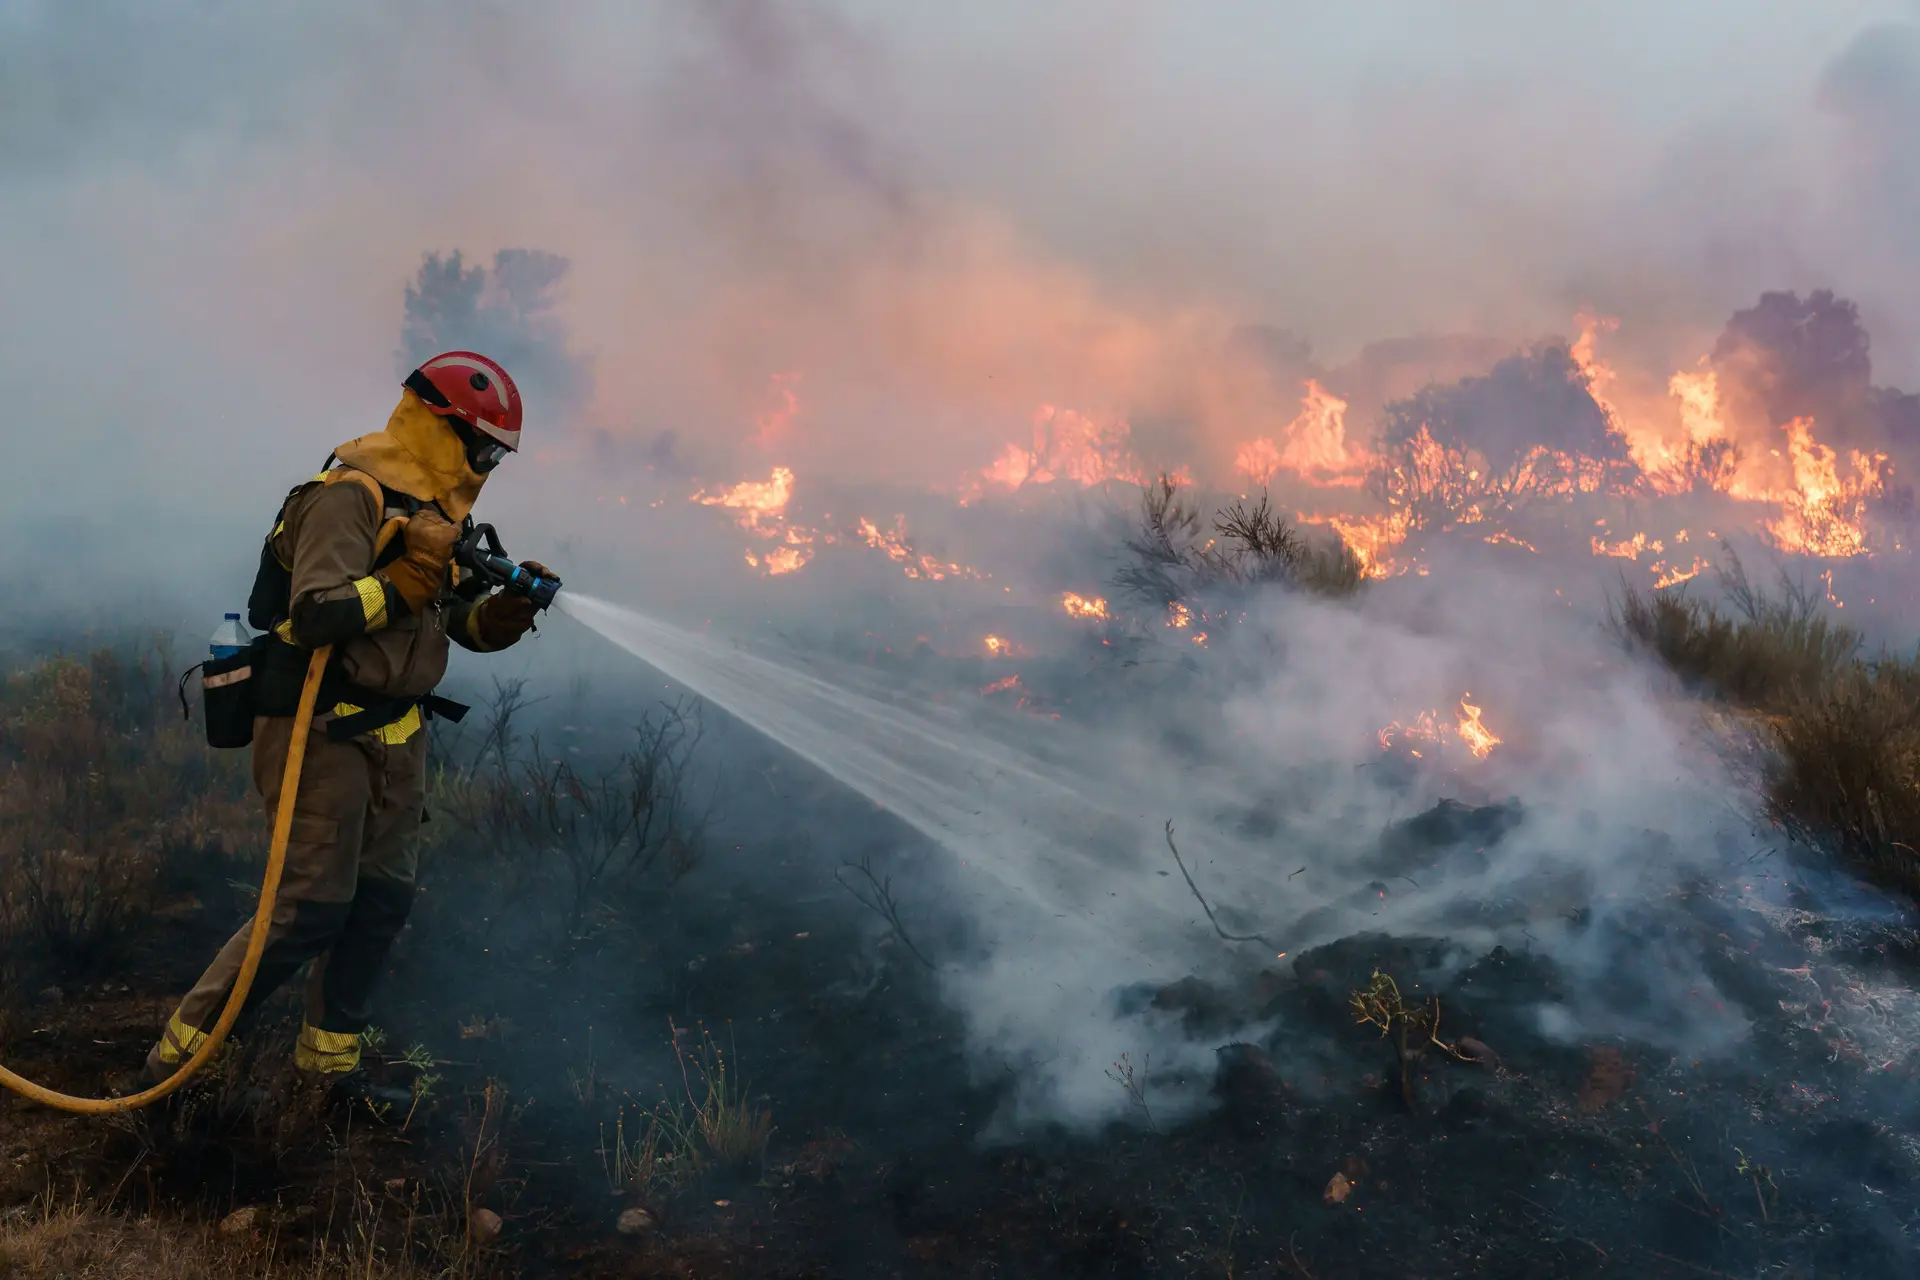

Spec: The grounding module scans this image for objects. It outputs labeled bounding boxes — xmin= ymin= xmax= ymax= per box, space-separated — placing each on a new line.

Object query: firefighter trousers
xmin=147 ymin=713 xmax=425 ymax=1079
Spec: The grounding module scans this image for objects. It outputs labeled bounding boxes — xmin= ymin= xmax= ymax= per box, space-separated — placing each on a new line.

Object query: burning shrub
xmin=1366 ymin=345 xmax=1630 ymax=532
xmin=1114 ymin=475 xmax=1364 ymax=615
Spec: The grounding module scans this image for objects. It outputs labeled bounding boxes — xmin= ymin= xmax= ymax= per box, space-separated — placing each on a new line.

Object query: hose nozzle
xmin=454 ymin=523 xmax=562 ymax=611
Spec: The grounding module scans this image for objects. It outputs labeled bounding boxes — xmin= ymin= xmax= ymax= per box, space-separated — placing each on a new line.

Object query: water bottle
xmin=210 ymin=612 xmax=252 ymax=661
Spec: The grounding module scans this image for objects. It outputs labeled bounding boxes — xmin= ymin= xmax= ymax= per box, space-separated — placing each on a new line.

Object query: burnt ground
xmin=6 ymin=774 xmax=1920 ymax=1278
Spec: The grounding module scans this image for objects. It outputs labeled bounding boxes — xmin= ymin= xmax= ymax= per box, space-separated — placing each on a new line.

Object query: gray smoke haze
xmin=563 ymin=556 xmax=1767 ymax=1130
xmin=5 ymin=1 xmax=1918 ymax=1130
xmin=5 ymin=2 xmax=1916 ymax=579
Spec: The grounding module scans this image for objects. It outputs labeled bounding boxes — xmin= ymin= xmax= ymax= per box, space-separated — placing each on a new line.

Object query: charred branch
xmin=1164 ymin=821 xmax=1282 ymax=953
xmin=834 ymin=852 xmax=935 ymax=971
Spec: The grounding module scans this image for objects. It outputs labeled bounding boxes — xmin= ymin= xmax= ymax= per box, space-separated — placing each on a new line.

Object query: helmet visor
xmin=465 ymin=433 xmax=510 ymax=474
xmin=448 ymin=417 xmax=510 ymax=473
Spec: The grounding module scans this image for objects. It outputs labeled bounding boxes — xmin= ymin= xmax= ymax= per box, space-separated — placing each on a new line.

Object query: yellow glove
xmin=382 ymin=511 xmax=460 ymax=614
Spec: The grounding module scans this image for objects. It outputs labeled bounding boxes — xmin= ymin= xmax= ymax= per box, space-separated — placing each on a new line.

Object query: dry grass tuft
xmin=1616 ymin=548 xmax=1920 ymax=901
xmin=1613 ymin=548 xmax=1859 ymax=706
xmin=672 ymin=1019 xmax=773 ymax=1170
xmin=0 ymin=643 xmax=255 ymax=1036
xmin=0 ymin=1203 xmax=262 ymax=1280
xmin=0 ymin=1199 xmax=449 ymax=1279
xmin=1767 ymin=658 xmax=1920 ymax=900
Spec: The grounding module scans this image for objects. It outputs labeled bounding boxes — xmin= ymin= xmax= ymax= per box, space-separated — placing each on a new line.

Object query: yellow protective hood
xmin=332 ymin=389 xmax=488 ymax=522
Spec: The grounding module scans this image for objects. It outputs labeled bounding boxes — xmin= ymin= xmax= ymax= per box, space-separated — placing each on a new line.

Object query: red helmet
xmin=405 ymin=351 xmax=523 ymax=450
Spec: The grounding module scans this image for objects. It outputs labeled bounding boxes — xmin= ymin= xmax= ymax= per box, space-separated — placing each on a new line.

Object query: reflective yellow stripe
xmin=156 ymin=1011 xmax=209 ymax=1065
xmin=294 ymin=1024 xmax=361 ymax=1074
xmin=352 ymin=575 xmax=389 ymax=630
xmin=331 ymin=701 xmax=422 ymax=745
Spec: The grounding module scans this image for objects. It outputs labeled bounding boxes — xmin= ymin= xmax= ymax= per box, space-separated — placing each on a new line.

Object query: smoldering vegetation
xmin=6 ymin=511 xmax=1920 ymax=1275
xmin=7 ymin=275 xmax=1920 ymax=1274
xmin=8 ymin=3 xmax=1920 ymax=1274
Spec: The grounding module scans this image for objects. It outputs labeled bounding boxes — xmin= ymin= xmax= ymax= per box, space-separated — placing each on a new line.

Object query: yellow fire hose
xmin=0 ymin=516 xmax=409 ymax=1114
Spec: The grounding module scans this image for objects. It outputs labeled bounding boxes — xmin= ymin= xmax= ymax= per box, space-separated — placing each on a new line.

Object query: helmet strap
xmin=404 ymin=369 xmax=453 ymax=409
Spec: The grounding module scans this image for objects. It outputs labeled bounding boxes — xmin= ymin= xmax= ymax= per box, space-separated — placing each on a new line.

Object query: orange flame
xmin=1379 ymin=693 xmax=1501 ymax=760
xmin=1377 ymin=709 xmax=1445 ymax=754
xmin=696 ymin=466 xmax=819 ymax=575
xmin=744 ymin=545 xmax=809 ymax=576
xmin=1233 ymin=437 xmax=1283 ymax=487
xmin=1650 ymin=557 xmax=1711 ymax=589
xmin=1455 ymin=694 xmax=1501 ymax=759
xmin=858 ymin=515 xmax=913 ymax=563
xmin=695 ymin=466 xmax=795 ymax=533
xmin=1669 ymin=365 xmax=1723 ymax=448
xmin=1573 ymin=313 xmax=1722 ymax=491
xmin=1299 ymin=509 xmax=1413 ymax=579
xmin=857 ymin=515 xmax=988 ymax=581
xmin=980 ymin=673 xmax=1023 ymax=696
xmin=1483 ymin=530 xmax=1538 ymax=553
xmin=1235 ymin=380 xmax=1374 ymax=489
xmin=1762 ymin=418 xmax=1885 ymax=559
xmin=698 ymin=313 xmax=1898 ymax=599
xmin=1592 ymin=531 xmax=1659 ymax=559
xmin=1061 ymin=592 xmax=1110 ymax=620
xmin=974 ymin=404 xmax=1146 ymax=497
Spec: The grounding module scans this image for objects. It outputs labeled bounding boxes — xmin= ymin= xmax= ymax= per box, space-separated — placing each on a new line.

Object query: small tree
xmin=399 ymin=248 xmax=591 ymax=421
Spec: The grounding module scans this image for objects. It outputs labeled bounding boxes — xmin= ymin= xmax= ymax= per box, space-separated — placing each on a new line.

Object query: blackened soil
xmin=6 ymin=816 xmax=1920 ymax=1278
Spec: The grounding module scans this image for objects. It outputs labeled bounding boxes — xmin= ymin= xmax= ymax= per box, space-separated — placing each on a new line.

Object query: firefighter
xmin=144 ymin=351 xmax=551 ymax=1106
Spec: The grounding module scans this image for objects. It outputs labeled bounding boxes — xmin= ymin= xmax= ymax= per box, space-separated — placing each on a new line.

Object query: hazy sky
xmin=3 ymin=1 xmax=1916 ymax=575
